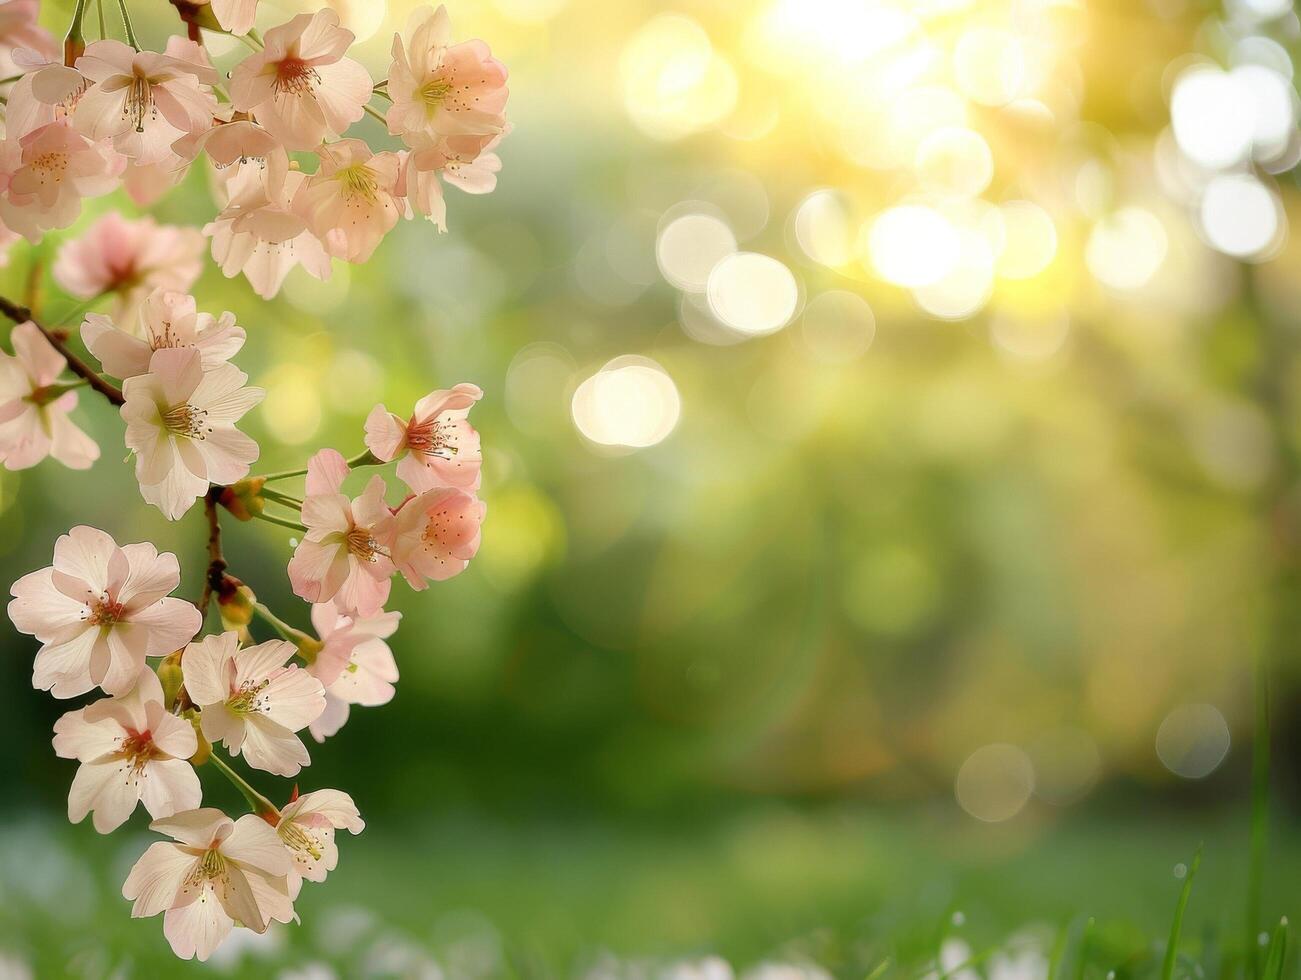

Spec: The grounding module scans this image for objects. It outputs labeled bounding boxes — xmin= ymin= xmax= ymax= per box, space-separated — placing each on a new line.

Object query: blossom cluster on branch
xmin=0 ymin=0 xmax=505 ymax=962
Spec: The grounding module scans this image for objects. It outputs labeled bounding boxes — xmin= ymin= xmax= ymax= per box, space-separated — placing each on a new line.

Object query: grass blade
xmin=1247 ymin=649 xmax=1271 ymax=980
xmin=1162 ymin=846 xmax=1204 ymax=980
xmin=1260 ymin=919 xmax=1288 ymax=980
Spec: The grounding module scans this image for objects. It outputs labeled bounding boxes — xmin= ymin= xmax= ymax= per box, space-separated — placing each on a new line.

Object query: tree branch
xmin=198 ymin=489 xmax=227 ymax=618
xmin=0 ymin=295 xmax=124 ymax=406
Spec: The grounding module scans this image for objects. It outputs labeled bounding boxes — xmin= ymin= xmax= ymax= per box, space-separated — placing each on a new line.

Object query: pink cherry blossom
xmin=121 ymin=347 xmax=264 ymax=520
xmin=4 ymin=55 xmax=87 ymax=140
xmin=0 ymin=321 xmax=98 ymax=471
xmin=364 ymin=383 xmax=482 ymax=492
xmin=83 ymin=289 xmax=245 ymax=381
xmin=53 ymin=668 xmax=200 ymax=833
xmin=390 ymin=487 xmax=486 ymax=589
xmin=228 ymin=9 xmax=372 ymax=152
xmin=386 ymin=5 xmax=509 ymax=144
xmin=53 ymin=212 xmax=204 ymax=321
xmin=122 ymin=807 xmax=293 ymax=962
xmin=287 ymin=449 xmax=396 ymax=617
xmin=209 ymin=0 xmax=259 ymax=37
xmin=0 ymin=0 xmax=57 ymax=79
xmin=307 ymin=604 xmax=399 ymax=742
xmin=204 ymin=156 xmax=332 ymax=300
xmin=0 ymin=121 xmax=123 ymax=242
xmin=183 ymin=632 xmax=326 ymax=778
xmin=72 ymin=39 xmax=218 ymax=167
xmin=399 ymin=131 xmax=504 ymax=231
xmin=275 ymin=788 xmax=364 ymax=894
xmin=8 ymin=525 xmax=202 ymax=698
xmin=292 ymin=138 xmax=401 ymax=263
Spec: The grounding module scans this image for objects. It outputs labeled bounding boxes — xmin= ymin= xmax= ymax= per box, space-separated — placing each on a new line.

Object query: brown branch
xmin=197 ymin=488 xmax=227 ymax=618
xmin=0 ymin=295 xmax=124 ymax=406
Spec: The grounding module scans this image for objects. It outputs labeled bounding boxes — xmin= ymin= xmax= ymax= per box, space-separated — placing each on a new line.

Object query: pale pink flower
xmin=8 ymin=525 xmax=201 ymax=698
xmin=0 ymin=216 xmax=18 ymax=266
xmin=275 ymin=788 xmax=364 ymax=895
xmin=4 ymin=54 xmax=87 ymax=140
xmin=390 ymin=487 xmax=485 ymax=588
xmin=122 ymin=160 xmax=187 ymax=207
xmin=386 ymin=5 xmax=508 ymax=144
xmin=120 ymin=347 xmax=264 ymax=521
xmin=53 ymin=212 xmax=204 ymax=322
xmin=398 ymin=131 xmax=503 ymax=230
xmin=365 ymin=384 xmax=482 ymax=493
xmin=52 ymin=668 xmax=200 ymax=833
xmin=173 ymin=116 xmax=277 ymax=170
xmin=287 ymin=449 xmax=395 ymax=617
xmin=292 ymin=138 xmax=401 ymax=263
xmin=396 ymin=147 xmax=445 ymax=231
xmin=204 ymin=157 xmax=332 ymax=300
xmin=183 ymin=632 xmax=325 ymax=777
xmin=307 ymin=604 xmax=399 ymax=742
xmin=209 ymin=0 xmax=259 ymax=37
xmin=122 ymin=807 xmax=293 ymax=962
xmin=0 ymin=0 xmax=57 ymax=79
xmin=228 ymin=10 xmax=372 ymax=152
xmin=0 ymin=321 xmax=98 ymax=471
xmin=83 ymin=289 xmax=245 ymax=381
xmin=0 ymin=122 xmax=123 ymax=241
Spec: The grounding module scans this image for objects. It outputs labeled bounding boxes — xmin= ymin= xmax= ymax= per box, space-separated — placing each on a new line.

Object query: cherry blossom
xmin=209 ymin=0 xmax=260 ymax=37
xmin=390 ymin=486 xmax=486 ymax=589
xmin=228 ymin=9 xmax=372 ymax=152
xmin=307 ymin=604 xmax=400 ymax=742
xmin=0 ymin=0 xmax=57 ymax=79
xmin=73 ymin=38 xmax=218 ymax=166
xmin=0 ymin=122 xmax=124 ymax=242
xmin=399 ymin=131 xmax=504 ymax=231
xmin=83 ymin=289 xmax=245 ymax=381
xmin=120 ymin=347 xmax=264 ymax=520
xmin=386 ymin=5 xmax=509 ymax=144
xmin=8 ymin=525 xmax=201 ymax=698
xmin=122 ymin=807 xmax=293 ymax=962
xmin=53 ymin=212 xmax=204 ymax=321
xmin=0 ymin=320 xmax=98 ymax=471
xmin=182 ymin=632 xmax=326 ymax=777
xmin=365 ymin=383 xmax=483 ymax=492
xmin=287 ymin=449 xmax=396 ymax=616
xmin=293 ymin=138 xmax=402 ymax=263
xmin=274 ymin=788 xmax=364 ymax=895
xmin=4 ymin=54 xmax=87 ymax=141
xmin=52 ymin=668 xmax=200 ymax=833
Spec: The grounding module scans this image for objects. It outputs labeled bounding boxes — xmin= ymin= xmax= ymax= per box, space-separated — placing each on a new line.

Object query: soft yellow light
xmin=491 ymin=0 xmax=569 ymax=25
xmin=1085 ymin=207 xmax=1168 ymax=290
xmin=1199 ymin=174 xmax=1285 ymax=259
xmin=754 ymin=0 xmax=918 ymax=69
xmin=801 ymin=290 xmax=876 ymax=363
xmin=324 ymin=0 xmax=387 ymax=42
xmin=792 ymin=190 xmax=853 ymax=267
xmin=656 ymin=212 xmax=737 ymax=293
xmin=995 ymin=200 xmax=1057 ymax=279
xmin=914 ymin=228 xmax=995 ymax=320
xmin=620 ymin=14 xmax=738 ymax=141
xmin=915 ymin=127 xmax=994 ymax=198
xmin=1170 ymin=66 xmax=1253 ymax=171
xmin=571 ymin=357 xmax=681 ymax=449
xmin=954 ymin=27 xmax=1026 ymax=107
xmin=261 ymin=365 xmax=323 ymax=446
xmin=706 ymin=252 xmax=800 ymax=337
xmin=864 ymin=205 xmax=960 ymax=288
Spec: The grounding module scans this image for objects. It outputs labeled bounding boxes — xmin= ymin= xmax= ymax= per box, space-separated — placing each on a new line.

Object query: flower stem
xmin=208 ymin=750 xmax=280 ymax=820
xmin=115 ymin=0 xmax=139 ymax=50
xmin=372 ymin=87 xmax=392 ymax=103
xmin=95 ymin=0 xmax=105 ymax=40
xmin=363 ymin=103 xmax=388 ymax=125
xmin=347 ymin=448 xmax=381 ymax=468
xmin=259 ymin=465 xmax=309 ymax=483
xmin=251 ymin=510 xmax=307 ymax=533
xmin=0 ymin=294 xmax=124 ymax=405
xmin=259 ymin=486 xmax=304 ymax=509
xmin=65 ymin=0 xmax=90 ymax=60
xmin=197 ymin=491 xmax=226 ymax=619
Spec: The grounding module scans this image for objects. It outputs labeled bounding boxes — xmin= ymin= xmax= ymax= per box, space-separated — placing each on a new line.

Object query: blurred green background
xmin=1 ymin=0 xmax=1300 ymax=975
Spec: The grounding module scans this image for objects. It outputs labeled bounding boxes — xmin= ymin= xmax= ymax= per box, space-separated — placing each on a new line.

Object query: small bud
xmin=218 ymin=580 xmax=257 ymax=631
xmin=188 ymin=716 xmax=211 ymax=767
xmin=157 ymin=651 xmax=186 ymax=710
xmin=218 ymin=477 xmax=267 ymax=521
xmin=63 ymin=35 xmax=84 ymax=67
xmin=294 ymin=632 xmax=324 ymax=666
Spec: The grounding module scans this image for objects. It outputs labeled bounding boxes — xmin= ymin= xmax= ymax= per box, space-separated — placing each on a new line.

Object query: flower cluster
xmin=0 ymin=0 xmax=503 ymax=962
xmin=0 ymin=0 xmax=508 ymax=296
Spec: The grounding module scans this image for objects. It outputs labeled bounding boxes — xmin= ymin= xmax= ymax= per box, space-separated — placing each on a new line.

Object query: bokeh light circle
xmin=706 ymin=252 xmax=800 ymax=336
xmin=657 ymin=212 xmax=738 ymax=292
xmin=571 ymin=357 xmax=681 ymax=449
xmin=865 ymin=206 xmax=961 ymax=287
xmin=1156 ymin=704 xmax=1231 ymax=779
xmin=1199 ymin=175 xmax=1285 ymax=260
xmin=1086 ymin=207 xmax=1169 ymax=290
xmin=955 ymin=743 xmax=1036 ymax=822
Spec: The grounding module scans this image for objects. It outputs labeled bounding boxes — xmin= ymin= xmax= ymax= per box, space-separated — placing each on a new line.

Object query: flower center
xmin=163 ymin=403 xmax=211 ymax=440
xmin=406 ymin=419 xmax=456 ymax=459
xmin=420 ymin=78 xmax=452 ymax=107
xmin=197 ymin=847 xmax=226 ymax=880
xmin=83 ymin=591 xmax=125 ymax=626
xmin=346 ymin=525 xmax=386 ymax=562
xmin=227 ymin=678 xmax=271 ymax=715
xmin=279 ymin=821 xmax=324 ymax=861
xmin=120 ymin=729 xmax=159 ymax=770
xmin=337 ymin=164 xmax=379 ymax=202
xmin=30 ymin=151 xmax=68 ymax=176
xmin=149 ymin=318 xmax=191 ymax=353
xmin=123 ymin=72 xmax=156 ymax=133
xmin=274 ymin=58 xmax=320 ymax=97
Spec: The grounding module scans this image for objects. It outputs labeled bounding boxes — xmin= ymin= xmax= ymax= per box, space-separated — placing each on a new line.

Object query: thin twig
xmin=0 ymin=295 xmax=124 ymax=405
xmin=197 ymin=490 xmax=227 ymax=618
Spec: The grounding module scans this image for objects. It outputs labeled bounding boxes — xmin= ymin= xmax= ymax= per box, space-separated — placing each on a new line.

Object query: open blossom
xmin=399 ymin=131 xmax=504 ymax=230
xmin=208 ymin=0 xmax=259 ymax=37
xmin=4 ymin=52 xmax=87 ymax=140
xmin=182 ymin=632 xmax=326 ymax=777
xmin=228 ymin=9 xmax=372 ymax=152
xmin=307 ymin=604 xmax=400 ymax=742
xmin=8 ymin=525 xmax=201 ymax=698
xmin=0 ymin=0 xmax=56 ymax=78
xmin=386 ymin=5 xmax=509 ymax=144
xmin=390 ymin=487 xmax=486 ymax=589
xmin=365 ymin=383 xmax=482 ymax=492
xmin=0 ymin=122 xmax=123 ymax=241
xmin=122 ymin=808 xmax=293 ymax=962
xmin=121 ymin=347 xmax=264 ymax=520
xmin=0 ymin=320 xmax=98 ymax=471
xmin=288 ymin=449 xmax=396 ymax=617
xmin=73 ymin=38 xmax=218 ymax=166
xmin=275 ymin=788 xmax=364 ymax=895
xmin=83 ymin=289 xmax=245 ymax=381
xmin=53 ymin=668 xmax=199 ymax=833
xmin=293 ymin=139 xmax=401 ymax=263
xmin=204 ymin=155 xmax=331 ymax=300
xmin=54 ymin=212 xmax=204 ymax=321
